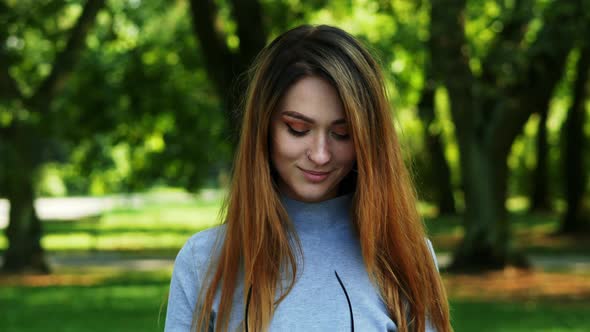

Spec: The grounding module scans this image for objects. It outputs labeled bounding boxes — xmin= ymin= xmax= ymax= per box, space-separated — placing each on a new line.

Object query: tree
xmin=529 ymin=103 xmax=552 ymax=212
xmin=188 ymin=0 xmax=267 ymax=141
xmin=560 ymin=42 xmax=590 ymax=234
xmin=417 ymin=68 xmax=456 ymax=215
xmin=1 ymin=0 xmax=106 ymax=273
xmin=430 ymin=0 xmax=586 ymax=270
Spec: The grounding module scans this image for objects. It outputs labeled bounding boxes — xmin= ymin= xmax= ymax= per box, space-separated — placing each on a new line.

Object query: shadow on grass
xmin=425 ymin=212 xmax=590 ymax=256
xmin=43 ymin=223 xmax=205 ymax=237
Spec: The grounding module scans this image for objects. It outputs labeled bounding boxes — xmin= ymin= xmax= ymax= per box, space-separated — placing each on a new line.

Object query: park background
xmin=1 ymin=0 xmax=589 ymax=331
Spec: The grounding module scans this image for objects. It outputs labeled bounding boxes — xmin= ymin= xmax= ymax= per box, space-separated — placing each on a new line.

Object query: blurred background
xmin=1 ymin=0 xmax=589 ymax=331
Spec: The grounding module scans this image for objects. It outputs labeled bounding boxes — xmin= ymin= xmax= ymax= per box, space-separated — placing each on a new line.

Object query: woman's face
xmin=270 ymin=76 xmax=356 ymax=203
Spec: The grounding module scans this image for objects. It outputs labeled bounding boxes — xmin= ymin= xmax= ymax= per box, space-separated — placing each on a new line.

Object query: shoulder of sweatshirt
xmin=426 ymin=238 xmax=439 ymax=271
xmin=173 ymin=224 xmax=226 ymax=282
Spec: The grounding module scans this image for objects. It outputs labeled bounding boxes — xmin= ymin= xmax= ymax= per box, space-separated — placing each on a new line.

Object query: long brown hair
xmin=194 ymin=24 xmax=451 ymax=332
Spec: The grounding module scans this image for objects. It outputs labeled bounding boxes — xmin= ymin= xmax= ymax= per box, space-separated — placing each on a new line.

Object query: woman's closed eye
xmin=331 ymin=131 xmax=349 ymax=140
xmin=285 ymin=123 xmax=309 ymax=136
xmin=285 ymin=124 xmax=351 ymax=141
xmin=331 ymin=126 xmax=350 ymax=140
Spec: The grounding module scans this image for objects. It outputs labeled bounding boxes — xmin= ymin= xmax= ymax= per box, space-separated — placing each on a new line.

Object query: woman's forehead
xmin=275 ymin=76 xmax=346 ymax=123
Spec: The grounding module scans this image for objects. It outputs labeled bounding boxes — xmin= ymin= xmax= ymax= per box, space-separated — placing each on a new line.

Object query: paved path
xmin=0 ymin=197 xmax=120 ymax=229
xmin=0 ymin=192 xmax=201 ymax=229
xmin=48 ymin=253 xmax=175 ymax=271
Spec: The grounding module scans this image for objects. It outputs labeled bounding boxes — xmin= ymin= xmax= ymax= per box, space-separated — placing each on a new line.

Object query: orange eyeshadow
xmin=283 ymin=118 xmax=310 ymax=131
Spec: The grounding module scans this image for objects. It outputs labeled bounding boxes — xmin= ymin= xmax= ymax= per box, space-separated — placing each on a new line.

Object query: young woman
xmin=165 ymin=25 xmax=452 ymax=332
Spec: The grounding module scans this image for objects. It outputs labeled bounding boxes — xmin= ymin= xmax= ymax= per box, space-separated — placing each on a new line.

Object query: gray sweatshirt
xmin=164 ymin=194 xmax=438 ymax=331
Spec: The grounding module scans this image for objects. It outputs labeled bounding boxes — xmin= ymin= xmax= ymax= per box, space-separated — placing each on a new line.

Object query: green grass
xmin=2 ymin=270 xmax=589 ymax=331
xmin=1 ymin=271 xmax=171 ymax=332
xmin=451 ymin=299 xmax=590 ymax=331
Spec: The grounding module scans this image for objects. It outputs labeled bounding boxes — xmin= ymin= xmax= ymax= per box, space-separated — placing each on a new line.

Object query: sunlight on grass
xmin=40 ymin=232 xmax=196 ymax=251
xmin=101 ymin=204 xmax=222 ymax=229
xmin=41 ymin=233 xmax=96 ymax=251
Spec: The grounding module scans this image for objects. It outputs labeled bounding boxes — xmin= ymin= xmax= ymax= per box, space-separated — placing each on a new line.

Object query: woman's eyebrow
xmin=281 ymin=111 xmax=314 ymax=123
xmin=281 ymin=111 xmax=347 ymax=125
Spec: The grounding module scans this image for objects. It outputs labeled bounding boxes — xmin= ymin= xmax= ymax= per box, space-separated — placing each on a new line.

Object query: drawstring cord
xmin=244 ymin=271 xmax=354 ymax=332
xmin=245 ymin=285 xmax=252 ymax=332
xmin=335 ymin=270 xmax=355 ymax=332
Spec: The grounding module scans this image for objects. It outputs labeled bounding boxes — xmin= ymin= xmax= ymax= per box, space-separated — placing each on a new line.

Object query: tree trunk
xmin=429 ymin=0 xmax=512 ymax=269
xmin=449 ymin=130 xmax=527 ymax=270
xmin=417 ymin=75 xmax=456 ymax=215
xmin=430 ymin=0 xmax=583 ymax=270
xmin=0 ymin=0 xmax=105 ymax=274
xmin=560 ymin=44 xmax=590 ymax=234
xmin=530 ymin=108 xmax=552 ymax=212
xmin=1 ymin=127 xmax=48 ymax=273
xmin=188 ymin=0 xmax=267 ymax=141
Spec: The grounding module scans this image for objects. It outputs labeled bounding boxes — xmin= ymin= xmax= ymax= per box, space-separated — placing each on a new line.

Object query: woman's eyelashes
xmin=285 ymin=123 xmax=309 ymax=136
xmin=331 ymin=127 xmax=350 ymax=140
xmin=284 ymin=122 xmax=350 ymax=140
xmin=331 ymin=131 xmax=350 ymax=140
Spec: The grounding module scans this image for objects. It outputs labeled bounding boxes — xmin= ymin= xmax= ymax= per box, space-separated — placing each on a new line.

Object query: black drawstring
xmin=245 ymin=285 xmax=253 ymax=332
xmin=335 ymin=270 xmax=355 ymax=332
xmin=244 ymin=272 xmax=354 ymax=332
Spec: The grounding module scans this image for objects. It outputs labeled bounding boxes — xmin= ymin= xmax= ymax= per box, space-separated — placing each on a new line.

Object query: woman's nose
xmin=307 ymin=137 xmax=331 ymax=166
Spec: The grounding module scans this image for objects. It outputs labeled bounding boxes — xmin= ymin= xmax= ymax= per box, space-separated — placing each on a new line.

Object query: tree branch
xmin=480 ymin=0 xmax=533 ymax=86
xmin=0 ymin=55 xmax=23 ymax=101
xmin=28 ymin=0 xmax=105 ymax=111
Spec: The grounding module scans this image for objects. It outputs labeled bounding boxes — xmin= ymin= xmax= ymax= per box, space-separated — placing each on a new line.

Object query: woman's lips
xmin=300 ymin=168 xmax=331 ymax=183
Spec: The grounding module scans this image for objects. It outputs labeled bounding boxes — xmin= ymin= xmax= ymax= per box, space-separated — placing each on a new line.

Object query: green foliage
xmin=1 ymin=0 xmax=588 ymax=202
xmin=1 ymin=0 xmax=234 ymax=197
xmin=52 ymin=0 xmax=231 ymax=192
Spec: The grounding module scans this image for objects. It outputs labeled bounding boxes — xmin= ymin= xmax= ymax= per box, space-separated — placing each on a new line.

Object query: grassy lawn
xmin=1 ymin=270 xmax=588 ymax=331
xmin=1 ymin=270 xmax=171 ymax=332
xmin=1 ymin=192 xmax=589 ymax=331
xmin=450 ymin=299 xmax=589 ymax=331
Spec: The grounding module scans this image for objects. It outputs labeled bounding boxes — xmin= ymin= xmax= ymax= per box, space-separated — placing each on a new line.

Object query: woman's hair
xmin=194 ymin=24 xmax=451 ymax=332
